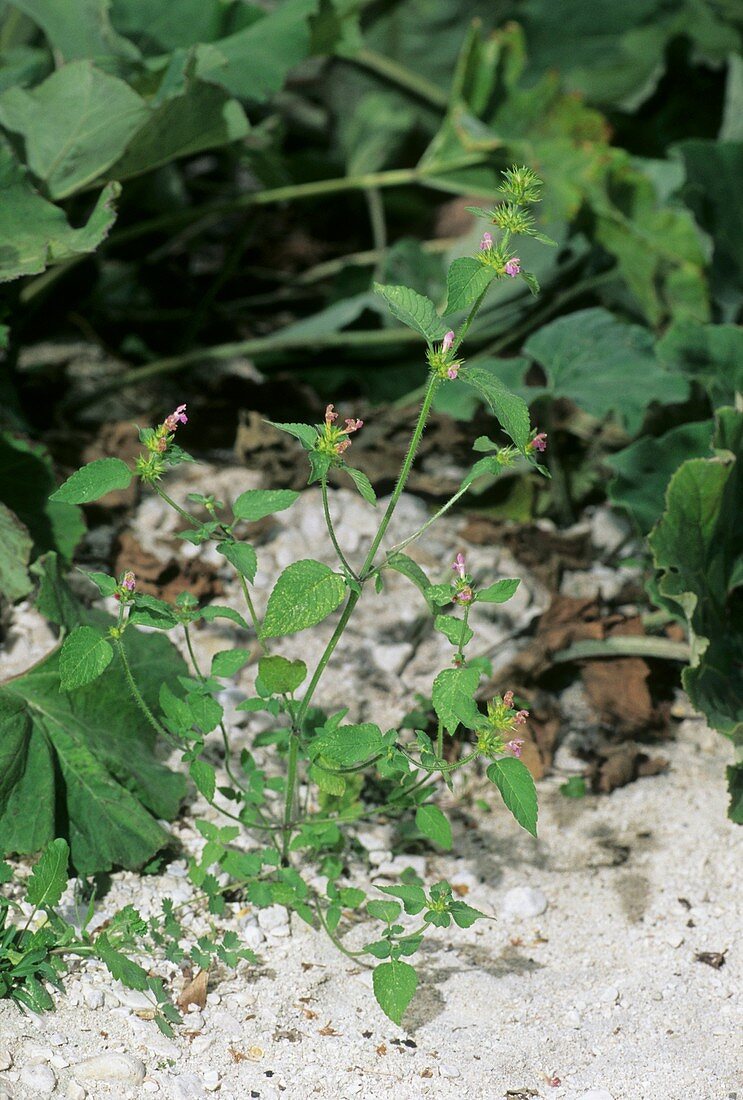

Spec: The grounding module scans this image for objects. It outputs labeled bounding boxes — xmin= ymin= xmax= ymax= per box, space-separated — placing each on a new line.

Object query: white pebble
xmin=191 ymin=1035 xmax=216 ymax=1056
xmin=81 ymin=986 xmax=105 ymax=1010
xmin=564 ymin=1009 xmax=582 ymax=1028
xmin=501 ymin=886 xmax=549 ymax=918
xmin=183 ymin=1010 xmax=205 ymax=1031
xmin=171 ymin=1074 xmax=208 ymax=1100
xmin=0 ymin=1051 xmax=12 ymax=1071
xmin=66 ymin=1083 xmax=87 ymax=1100
xmin=205 ymin=992 xmax=221 ymax=1006
xmin=142 ymin=1083 xmax=159 ymax=1094
xmin=439 ymin=1063 xmax=460 ymax=1078
xmin=579 ymin=1092 xmax=614 ymax=1100
xmin=257 ymin=905 xmax=289 ymax=934
xmin=73 ymin=1054 xmax=146 ymax=1085
xmin=20 ymin=1063 xmax=57 ymax=1095
xmin=665 ymin=933 xmax=685 ymax=949
xmin=599 ymin=986 xmax=619 ymax=1004
xmin=203 ymin=1070 xmax=221 ymax=1092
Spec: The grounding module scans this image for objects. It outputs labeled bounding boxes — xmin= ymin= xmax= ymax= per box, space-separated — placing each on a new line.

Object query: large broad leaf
xmin=194 ymin=0 xmax=318 ymax=103
xmin=373 ymin=283 xmax=448 ymax=345
xmin=12 ymin=0 xmax=141 ymax=62
xmin=110 ymin=0 xmax=227 ymax=51
xmin=649 ymin=408 xmax=743 ymax=766
xmin=486 ymin=757 xmax=538 ymax=837
xmin=0 ymin=433 xmax=84 ymax=562
xmin=431 ymin=666 xmax=480 ymax=735
xmin=0 ymin=142 xmax=119 ymax=283
xmin=261 ymin=559 xmax=346 ymax=639
xmin=0 ymin=503 xmax=33 ymax=601
xmin=460 ymin=366 xmax=531 ymax=451
xmin=25 ymin=838 xmax=69 ymax=909
xmin=50 ymin=457 xmax=132 ymax=504
xmin=656 ymin=321 xmax=743 ymax=408
xmin=0 ymin=567 xmax=187 ymax=873
xmin=523 ymin=308 xmax=689 ymax=435
xmin=678 ymin=140 xmax=743 ymax=320
xmin=0 ymin=60 xmax=148 ymax=199
xmin=607 ymin=421 xmax=714 ymax=534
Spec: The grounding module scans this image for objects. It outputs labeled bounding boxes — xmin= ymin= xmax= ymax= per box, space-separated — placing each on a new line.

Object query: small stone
xmin=183 ymin=1010 xmax=205 ymax=1032
xmin=564 ymin=1009 xmax=582 ymax=1028
xmin=0 ymin=1051 xmax=12 ymax=1071
xmin=203 ymin=1070 xmax=221 ymax=1092
xmin=73 ymin=1054 xmax=146 ymax=1085
xmin=142 ymin=1083 xmax=159 ymax=1094
xmin=205 ymin=991 xmax=221 ymax=1006
xmin=81 ymin=986 xmax=105 ymax=1010
xmin=578 ymin=1091 xmax=614 ymax=1100
xmin=665 ymin=932 xmax=685 ymax=949
xmin=238 ymin=923 xmax=265 ymax=950
xmin=190 ymin=1035 xmax=215 ymax=1057
xmin=501 ymin=886 xmax=548 ymax=919
xmin=599 ymin=986 xmax=619 ymax=1004
xmin=66 ymin=1083 xmax=87 ymax=1100
xmin=210 ymin=1010 xmax=243 ymax=1036
xmin=113 ymin=987 xmax=153 ymax=1012
xmin=20 ymin=1063 xmax=57 ymax=1095
xmin=439 ymin=1064 xmax=460 ymax=1078
xmin=257 ymin=905 xmax=289 ymax=934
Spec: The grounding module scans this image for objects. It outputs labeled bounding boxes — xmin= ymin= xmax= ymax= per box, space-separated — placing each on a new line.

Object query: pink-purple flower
xmin=480 ymin=232 xmax=493 ymax=251
xmin=452 ymin=552 xmax=466 ymax=580
xmin=504 ymin=257 xmax=521 ymax=277
xmin=506 ymin=738 xmax=525 ymax=757
xmin=442 ymin=330 xmax=455 ymax=355
xmin=530 ymin=431 xmax=548 ymax=453
xmin=163 ymin=403 xmax=188 ymax=433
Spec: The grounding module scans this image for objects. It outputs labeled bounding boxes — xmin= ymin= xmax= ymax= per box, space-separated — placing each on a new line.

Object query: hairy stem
xmin=321 ymin=477 xmax=358 ymax=579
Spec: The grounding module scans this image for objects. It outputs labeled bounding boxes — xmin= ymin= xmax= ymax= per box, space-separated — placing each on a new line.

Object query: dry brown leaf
xmin=178 ymin=967 xmax=208 ymax=1011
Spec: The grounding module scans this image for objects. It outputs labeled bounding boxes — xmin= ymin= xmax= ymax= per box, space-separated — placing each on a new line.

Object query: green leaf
xmin=344 ymin=466 xmax=377 ymax=505
xmin=431 ymin=666 xmax=480 ymax=735
xmin=311 ymin=723 xmax=384 ymax=766
xmin=217 ymin=540 xmax=257 ymax=583
xmin=129 ymin=594 xmax=179 ymax=630
xmin=656 ymin=320 xmax=743 ymax=408
xmin=727 ymin=764 xmax=743 ymax=825
xmin=449 ymin=901 xmax=487 ymax=928
xmin=445 ymin=257 xmax=496 ymax=313
xmin=487 ymin=757 xmax=538 ymax=837
xmin=366 ymin=900 xmax=401 ymax=923
xmin=25 ymin=838 xmax=69 ymax=909
xmin=211 ymin=649 xmax=251 ymax=678
xmin=190 ymin=760 xmax=216 ymax=803
xmin=461 ymin=366 xmax=531 ymax=451
xmin=232 ymin=489 xmax=300 ymax=523
xmin=257 ymin=655 xmax=307 ymax=695
xmin=84 ymin=571 xmax=117 ymax=597
xmin=434 ymin=614 xmax=473 ymax=649
xmin=649 ymin=407 xmax=743 ymax=743
xmin=12 ymin=0 xmax=140 ymax=62
xmin=261 ymin=559 xmax=346 ymax=639
xmin=199 ymin=605 xmax=250 ymax=631
xmin=50 ymin=457 xmax=132 ymax=505
xmin=59 ymin=626 xmax=114 ymax=691
xmin=0 ymin=143 xmax=119 ymax=283
xmin=415 ymin=804 xmax=452 ymax=850
xmin=524 ymin=308 xmax=689 ymax=435
xmin=385 ymin=554 xmax=433 ymax=608
xmin=0 ymin=433 xmax=84 ymax=563
xmin=426 ymin=583 xmax=454 ymax=607
xmin=376 ymin=884 xmax=427 ymax=915
xmin=476 ymin=578 xmax=520 ymax=604
xmin=267 ymin=421 xmax=318 ymax=449
xmin=0 ymin=570 xmax=187 ymax=873
xmin=0 ymin=60 xmax=148 ymax=199
xmin=0 ymin=503 xmax=33 ymax=601
xmin=193 ymin=0 xmax=318 ymax=103
xmin=95 ymin=934 xmax=149 ymax=991
xmin=607 ymin=421 xmax=714 ymax=534
xmin=373 ymin=283 xmax=448 ymax=344
xmin=372 ymin=960 xmax=418 ymax=1025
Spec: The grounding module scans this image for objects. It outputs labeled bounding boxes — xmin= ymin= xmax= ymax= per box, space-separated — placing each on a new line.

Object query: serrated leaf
xmin=445 ymin=257 xmax=496 ymax=313
xmin=385 ymin=554 xmax=433 ymax=608
xmin=426 ymin=583 xmax=454 ymax=607
xmin=376 ymin=884 xmax=427 ymax=915
xmin=217 ymin=540 xmax=257 ymax=583
xmin=0 ymin=502 xmax=33 ymax=601
xmin=449 ymin=901 xmax=487 ymax=928
xmin=0 ymin=432 xmax=84 ymax=563
xmin=345 ymin=466 xmax=377 ymax=505
xmin=50 ymin=457 xmax=132 ymax=505
xmin=476 ymin=578 xmax=520 ymax=604
xmin=59 ymin=626 xmax=113 ymax=691
xmin=261 ymin=559 xmax=346 ymax=639
xmin=25 ymin=838 xmax=69 ymax=909
xmin=373 ymin=283 xmax=448 ymax=344
xmin=309 ymin=763 xmax=346 ymax=796
xmin=257 ymin=655 xmax=307 ymax=695
xmin=366 ymin=899 xmax=401 ymax=922
xmin=267 ymin=421 xmax=317 ymax=449
xmin=190 ymin=760 xmax=216 ymax=803
xmin=211 ymin=649 xmax=251 ymax=678
xmin=372 ymin=960 xmax=418 ymax=1025
xmin=311 ymin=723 xmax=383 ymax=766
xmin=199 ymin=605 xmax=250 ymax=630
xmin=84 ymin=571 xmax=117 ymax=596
xmin=487 ymin=757 xmax=538 ymax=837
xmin=461 ymin=367 xmax=531 ymax=451
xmin=96 ymin=933 xmax=149 ymax=991
xmin=434 ymin=614 xmax=473 ymax=649
xmin=232 ymin=489 xmax=300 ymax=522
xmin=415 ymin=804 xmax=452 ymax=850
xmin=431 ymin=666 xmax=480 ymax=735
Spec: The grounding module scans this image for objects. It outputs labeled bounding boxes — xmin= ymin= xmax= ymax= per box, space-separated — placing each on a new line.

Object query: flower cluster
xmin=475 ymin=690 xmax=529 ymax=759
xmin=527 ymin=431 xmax=548 ymax=454
xmin=315 ymin=404 xmax=364 ymax=458
xmin=114 ymin=570 xmax=136 ymax=603
xmin=136 ymin=403 xmax=189 ymax=481
xmin=150 ymin=404 xmax=188 ymax=454
xmin=427 ymin=330 xmax=463 ymax=381
xmin=478 ymin=232 xmax=521 ymax=278
xmin=451 ymin=552 xmax=474 ymax=604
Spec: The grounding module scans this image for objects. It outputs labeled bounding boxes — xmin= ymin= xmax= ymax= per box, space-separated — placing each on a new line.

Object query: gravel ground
xmin=1 ymin=475 xmax=740 ymax=1100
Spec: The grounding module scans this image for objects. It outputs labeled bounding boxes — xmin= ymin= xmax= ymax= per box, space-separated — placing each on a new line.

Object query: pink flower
xmin=442 ymin=330 xmax=455 ymax=354
xmin=122 ymin=571 xmax=136 ymax=592
xmin=503 ymin=690 xmax=514 ymax=709
xmin=453 ymin=585 xmax=473 ymax=604
xmin=515 ymin=709 xmax=529 ymax=725
xmin=344 ymin=418 xmax=363 ymax=433
xmin=504 ymin=257 xmax=521 ymax=277
xmin=531 ymin=431 xmax=547 ymax=453
xmin=452 ymin=552 xmax=466 ymax=580
xmin=506 ymin=738 xmax=525 ymax=757
xmin=447 ymin=365 xmax=460 ymax=381
xmin=325 ymin=404 xmax=338 ymax=424
xmin=163 ymin=403 xmax=188 ymax=432
xmin=480 ymin=232 xmax=493 ymax=251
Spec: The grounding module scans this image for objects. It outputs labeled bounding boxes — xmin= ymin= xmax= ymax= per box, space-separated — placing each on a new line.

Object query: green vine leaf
xmin=487 ymin=757 xmax=538 ymax=837
xmin=431 ymin=666 xmax=480 ymax=735
xmin=460 ymin=367 xmax=531 ymax=451
xmin=372 ymin=960 xmax=418 ymax=1025
xmin=50 ymin=457 xmax=132 ymax=505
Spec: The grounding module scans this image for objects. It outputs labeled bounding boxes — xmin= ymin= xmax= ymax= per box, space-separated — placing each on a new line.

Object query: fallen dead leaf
xmin=695 ymin=950 xmax=727 ymax=969
xmin=177 ymin=967 xmax=208 ymax=1012
xmin=318 ymin=1022 xmax=340 ymax=1036
xmin=229 ymin=1047 xmax=247 ymax=1063
xmin=376 ymin=1044 xmax=387 ymax=1056
xmin=113 ymin=530 xmax=223 ymax=603
xmin=452 ymin=883 xmax=470 ymax=897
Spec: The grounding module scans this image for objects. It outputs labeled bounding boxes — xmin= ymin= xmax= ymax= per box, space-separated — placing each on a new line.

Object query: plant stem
xmin=113 ymin=636 xmax=174 ymax=743
xmin=374 ymin=480 xmax=470 ymax=570
xmin=321 ymin=477 xmax=358 ymax=580
xmin=348 ymin=47 xmax=450 ymax=108
xmin=281 ymin=734 xmax=300 ymax=863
